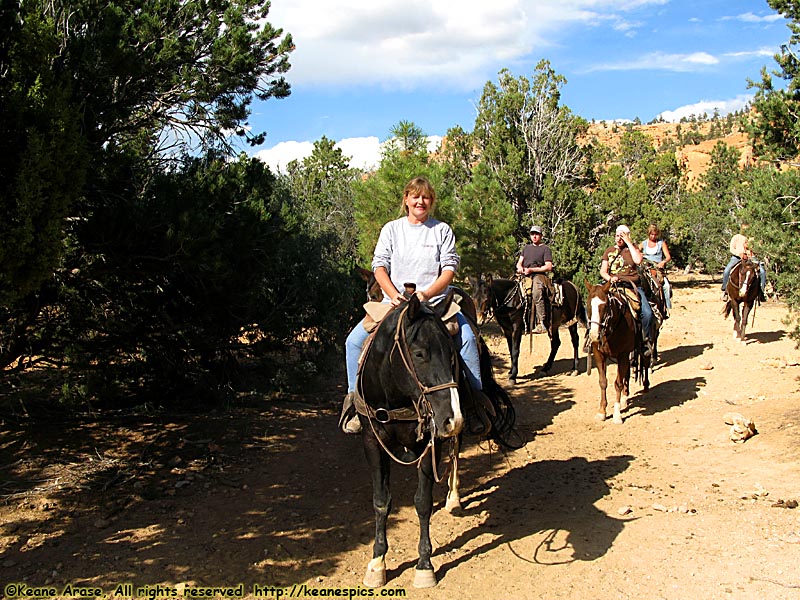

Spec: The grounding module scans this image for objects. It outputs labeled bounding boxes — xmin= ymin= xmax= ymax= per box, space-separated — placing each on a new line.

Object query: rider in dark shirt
xmin=516 ymin=225 xmax=553 ymax=334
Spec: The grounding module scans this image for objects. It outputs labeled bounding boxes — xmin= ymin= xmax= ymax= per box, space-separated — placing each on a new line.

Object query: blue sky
xmin=251 ymin=0 xmax=788 ymax=172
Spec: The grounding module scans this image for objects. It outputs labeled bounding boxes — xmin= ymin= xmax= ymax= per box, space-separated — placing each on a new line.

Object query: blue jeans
xmin=637 ymin=287 xmax=653 ymax=341
xmin=663 ymin=277 xmax=672 ymax=310
xmin=345 ymin=311 xmax=482 ymax=393
xmin=721 ymin=256 xmax=740 ymax=291
xmin=722 ymin=257 xmax=767 ymax=291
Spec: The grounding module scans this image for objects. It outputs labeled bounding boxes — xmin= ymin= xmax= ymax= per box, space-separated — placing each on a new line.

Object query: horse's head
xmin=469 ymin=275 xmax=493 ymax=325
xmin=585 ymin=280 xmax=613 ymax=344
xmin=737 ymin=259 xmax=759 ymax=299
xmin=402 ymin=295 xmax=464 ymax=437
xmin=366 ymin=294 xmax=463 ymax=438
xmin=357 ymin=267 xmax=383 ymax=302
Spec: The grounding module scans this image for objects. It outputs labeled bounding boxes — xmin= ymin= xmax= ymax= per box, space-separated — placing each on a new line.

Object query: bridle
xmin=358 ymin=302 xmax=460 ymax=482
xmin=587 ymin=285 xmax=625 ymax=346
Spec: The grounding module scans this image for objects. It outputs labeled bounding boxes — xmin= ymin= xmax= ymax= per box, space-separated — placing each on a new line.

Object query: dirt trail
xmin=2 ymin=277 xmax=800 ymax=600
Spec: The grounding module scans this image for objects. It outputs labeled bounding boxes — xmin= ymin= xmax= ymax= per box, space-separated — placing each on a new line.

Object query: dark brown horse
xmin=584 ymin=281 xmax=651 ymax=424
xmin=471 ymin=276 xmax=587 ymax=381
xmin=724 ymin=259 xmax=761 ymax=342
xmin=352 ymin=275 xmax=518 ymax=588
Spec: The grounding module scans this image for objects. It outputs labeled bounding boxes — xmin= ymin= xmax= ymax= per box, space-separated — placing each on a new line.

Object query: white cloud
xmin=657 ymin=94 xmax=753 ymax=122
xmin=254 ymin=140 xmax=315 ymax=173
xmin=722 ymin=12 xmax=784 ymax=24
xmin=267 ymin=0 xmax=670 ymax=89
xmin=586 ymin=51 xmax=719 ymax=73
xmin=255 ymin=135 xmax=444 ymax=173
xmin=336 ymin=137 xmax=382 ymax=171
xmin=724 ymin=47 xmax=777 ymax=59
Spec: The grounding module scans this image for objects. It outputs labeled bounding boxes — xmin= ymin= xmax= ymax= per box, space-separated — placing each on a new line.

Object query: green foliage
xmin=284 ymin=136 xmax=361 ymax=269
xmin=473 ymin=61 xmax=589 ymax=232
xmin=0 ymin=0 xmax=303 ymax=402
xmin=0 ymin=6 xmax=87 ymax=306
xmin=738 ymin=166 xmax=800 ymax=341
xmin=53 ymin=154 xmax=354 ymax=398
xmin=745 ymin=0 xmax=800 ymax=161
xmin=441 ymin=162 xmax=517 ymax=280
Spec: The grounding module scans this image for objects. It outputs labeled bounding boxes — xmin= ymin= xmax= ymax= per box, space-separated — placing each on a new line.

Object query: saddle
xmin=517 ymin=274 xmax=558 ymax=333
xmin=361 ymin=294 xmax=462 ymax=334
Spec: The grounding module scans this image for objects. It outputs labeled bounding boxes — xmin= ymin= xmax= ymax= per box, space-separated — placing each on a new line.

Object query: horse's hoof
xmin=363 ymin=567 xmax=386 ymax=588
xmin=413 ymin=569 xmax=437 ymax=588
xmin=569 ymin=370 xmax=579 ymax=377
xmin=363 ymin=557 xmax=387 ymax=588
xmin=445 ymin=497 xmax=462 ymax=513
xmin=612 ymin=416 xmax=623 ymax=425
xmin=594 ymin=413 xmax=606 ymax=422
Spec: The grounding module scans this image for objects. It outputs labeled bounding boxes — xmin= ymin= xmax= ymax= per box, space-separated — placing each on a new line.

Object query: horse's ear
xmin=467 ymin=275 xmax=478 ymax=292
xmin=584 ymin=279 xmax=592 ymax=293
xmin=356 ymin=267 xmax=373 ymax=282
xmin=486 ymin=273 xmax=493 ymax=285
xmin=407 ymin=293 xmax=421 ymax=321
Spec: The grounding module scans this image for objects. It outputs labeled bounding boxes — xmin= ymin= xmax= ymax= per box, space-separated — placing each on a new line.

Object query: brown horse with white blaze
xmin=585 ymin=281 xmax=640 ymax=424
xmin=724 ymin=259 xmax=761 ymax=342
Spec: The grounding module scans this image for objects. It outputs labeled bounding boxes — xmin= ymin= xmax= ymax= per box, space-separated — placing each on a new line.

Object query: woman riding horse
xmin=341 ymin=177 xmax=486 ymax=433
xmin=600 ymin=224 xmax=654 ymax=358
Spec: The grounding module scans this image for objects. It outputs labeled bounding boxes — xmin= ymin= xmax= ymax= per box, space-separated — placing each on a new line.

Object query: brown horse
xmin=584 ymin=281 xmax=650 ymax=424
xmin=724 ymin=259 xmax=761 ymax=342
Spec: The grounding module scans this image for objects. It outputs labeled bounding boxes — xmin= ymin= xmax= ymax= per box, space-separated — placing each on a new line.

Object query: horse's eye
xmin=413 ymin=349 xmax=428 ymax=361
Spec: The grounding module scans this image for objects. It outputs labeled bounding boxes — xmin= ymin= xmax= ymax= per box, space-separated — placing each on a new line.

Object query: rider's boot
xmin=532 ymin=298 xmax=547 ymax=334
xmin=338 ymin=392 xmax=362 ymax=434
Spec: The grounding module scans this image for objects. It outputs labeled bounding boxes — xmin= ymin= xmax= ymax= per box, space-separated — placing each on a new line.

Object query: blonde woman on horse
xmin=340 ymin=176 xmax=484 ymax=434
xmin=721 ymin=223 xmax=767 ymax=303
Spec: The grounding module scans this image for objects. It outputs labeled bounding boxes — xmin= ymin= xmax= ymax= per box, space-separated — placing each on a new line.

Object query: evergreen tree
xmin=745 ymin=0 xmax=800 ymax=162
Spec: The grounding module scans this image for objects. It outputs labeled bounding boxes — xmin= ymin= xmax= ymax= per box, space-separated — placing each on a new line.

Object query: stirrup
xmin=339 ymin=393 xmax=362 ymax=434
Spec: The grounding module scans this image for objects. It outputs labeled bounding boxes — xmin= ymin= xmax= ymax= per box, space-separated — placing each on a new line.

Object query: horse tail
xmin=477 ymin=337 xmax=522 ymax=449
xmin=576 ymin=293 xmax=588 ymax=328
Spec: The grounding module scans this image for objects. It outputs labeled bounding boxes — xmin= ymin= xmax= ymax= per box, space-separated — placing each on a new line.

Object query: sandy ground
xmin=2 ymin=277 xmax=800 ymax=600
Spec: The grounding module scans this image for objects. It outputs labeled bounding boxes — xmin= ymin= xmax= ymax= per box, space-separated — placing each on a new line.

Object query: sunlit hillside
xmin=584 ymin=120 xmax=753 ymax=188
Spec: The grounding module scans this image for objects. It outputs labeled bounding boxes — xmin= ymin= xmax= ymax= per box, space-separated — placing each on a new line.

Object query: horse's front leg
xmin=363 ymin=436 xmax=391 ymax=588
xmin=731 ymin=300 xmax=742 ymax=340
xmin=413 ymin=447 xmax=438 ymax=588
xmin=613 ymin=352 xmax=630 ymax=424
xmin=740 ymin=301 xmax=751 ymax=342
xmin=542 ymin=327 xmax=560 ymax=374
xmin=594 ymin=349 xmax=609 ymax=421
xmin=445 ymin=436 xmax=461 ymax=513
xmin=509 ymin=327 xmax=522 ymax=382
xmin=568 ymin=324 xmax=581 ymax=375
